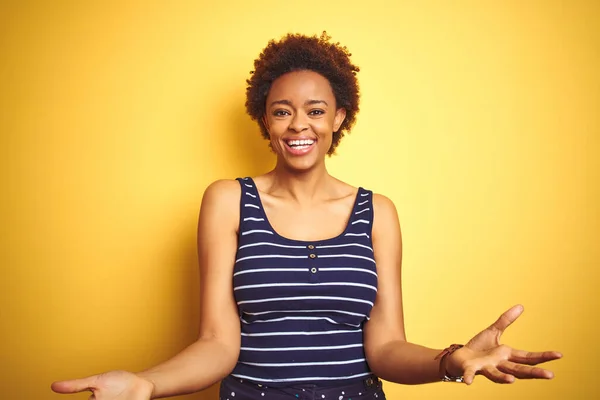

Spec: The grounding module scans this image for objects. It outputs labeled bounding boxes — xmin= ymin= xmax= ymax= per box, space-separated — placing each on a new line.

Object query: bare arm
xmin=52 ymin=180 xmax=243 ymax=399
xmin=364 ymin=194 xmax=561 ymax=385
xmin=363 ymin=194 xmax=443 ymax=384
xmin=137 ymin=179 xmax=242 ymax=397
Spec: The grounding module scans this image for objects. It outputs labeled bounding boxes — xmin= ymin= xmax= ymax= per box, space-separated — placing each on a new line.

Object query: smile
xmin=284 ymin=138 xmax=316 ymax=155
xmin=286 ymin=139 xmax=315 ymax=149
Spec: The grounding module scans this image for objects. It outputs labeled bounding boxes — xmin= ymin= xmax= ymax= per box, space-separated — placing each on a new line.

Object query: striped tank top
xmin=230 ymin=177 xmax=378 ymax=386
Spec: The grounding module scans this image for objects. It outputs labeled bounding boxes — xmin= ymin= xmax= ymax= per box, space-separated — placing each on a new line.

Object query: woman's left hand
xmin=445 ymin=305 xmax=562 ymax=385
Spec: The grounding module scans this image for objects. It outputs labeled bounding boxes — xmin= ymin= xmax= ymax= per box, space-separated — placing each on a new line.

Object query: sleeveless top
xmin=230 ymin=177 xmax=378 ymax=386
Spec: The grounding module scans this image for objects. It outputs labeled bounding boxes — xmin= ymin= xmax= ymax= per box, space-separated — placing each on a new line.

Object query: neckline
xmin=245 ymin=177 xmax=365 ymax=244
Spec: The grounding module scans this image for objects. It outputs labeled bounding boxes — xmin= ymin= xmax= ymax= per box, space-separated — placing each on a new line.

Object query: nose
xmin=288 ymin=112 xmax=309 ymax=133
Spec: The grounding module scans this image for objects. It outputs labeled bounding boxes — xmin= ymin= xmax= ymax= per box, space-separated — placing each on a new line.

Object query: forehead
xmin=267 ymin=70 xmax=335 ymax=103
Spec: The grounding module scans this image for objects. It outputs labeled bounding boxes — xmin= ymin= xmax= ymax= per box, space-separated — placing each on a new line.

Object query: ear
xmin=333 ymin=108 xmax=346 ymax=132
xmin=262 ymin=114 xmax=270 ymax=133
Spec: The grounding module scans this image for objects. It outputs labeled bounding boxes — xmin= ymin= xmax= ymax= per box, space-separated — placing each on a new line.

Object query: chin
xmin=282 ymin=156 xmax=322 ymax=172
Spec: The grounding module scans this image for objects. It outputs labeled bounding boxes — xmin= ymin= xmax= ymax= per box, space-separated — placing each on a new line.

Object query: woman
xmin=51 ymin=32 xmax=561 ymax=400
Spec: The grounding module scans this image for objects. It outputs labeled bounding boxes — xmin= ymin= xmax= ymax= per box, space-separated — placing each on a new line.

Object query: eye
xmin=308 ymin=109 xmax=325 ymax=116
xmin=273 ymin=109 xmax=290 ymax=117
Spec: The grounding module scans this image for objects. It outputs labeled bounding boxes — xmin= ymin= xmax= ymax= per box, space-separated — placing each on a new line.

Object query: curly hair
xmin=246 ymin=32 xmax=360 ymax=155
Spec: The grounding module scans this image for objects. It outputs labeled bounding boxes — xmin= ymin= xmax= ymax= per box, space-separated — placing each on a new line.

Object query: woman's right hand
xmin=51 ymin=370 xmax=154 ymax=400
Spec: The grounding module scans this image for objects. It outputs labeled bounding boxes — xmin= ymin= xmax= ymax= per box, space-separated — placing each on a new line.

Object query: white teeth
xmin=287 ymin=139 xmax=315 ymax=146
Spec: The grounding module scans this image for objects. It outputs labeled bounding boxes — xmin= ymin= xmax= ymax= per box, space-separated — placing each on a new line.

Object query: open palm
xmin=446 ymin=305 xmax=562 ymax=385
xmin=51 ymin=370 xmax=154 ymax=400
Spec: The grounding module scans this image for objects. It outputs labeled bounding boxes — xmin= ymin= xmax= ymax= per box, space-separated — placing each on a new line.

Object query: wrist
xmin=445 ymin=351 xmax=465 ymax=377
xmin=135 ymin=372 xmax=157 ymax=399
xmin=435 ymin=344 xmax=464 ymax=382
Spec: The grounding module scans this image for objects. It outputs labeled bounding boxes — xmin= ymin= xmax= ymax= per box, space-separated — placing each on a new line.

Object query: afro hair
xmin=246 ymin=32 xmax=360 ymax=155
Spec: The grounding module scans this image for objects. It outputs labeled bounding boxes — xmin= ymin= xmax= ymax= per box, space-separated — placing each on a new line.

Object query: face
xmin=263 ymin=70 xmax=346 ymax=171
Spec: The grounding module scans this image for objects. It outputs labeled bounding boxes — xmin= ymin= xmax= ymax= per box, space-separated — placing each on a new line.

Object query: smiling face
xmin=263 ymin=70 xmax=346 ymax=171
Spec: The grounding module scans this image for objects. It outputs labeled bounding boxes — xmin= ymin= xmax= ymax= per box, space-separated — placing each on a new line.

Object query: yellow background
xmin=1 ymin=1 xmax=598 ymax=399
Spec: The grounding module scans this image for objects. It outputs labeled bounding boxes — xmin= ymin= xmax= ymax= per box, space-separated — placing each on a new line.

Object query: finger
xmin=498 ymin=361 xmax=555 ymax=379
xmin=480 ymin=365 xmax=515 ymax=384
xmin=51 ymin=376 xmax=98 ymax=394
xmin=463 ymin=367 xmax=478 ymax=385
xmin=489 ymin=305 xmax=524 ymax=335
xmin=510 ymin=349 xmax=563 ymax=365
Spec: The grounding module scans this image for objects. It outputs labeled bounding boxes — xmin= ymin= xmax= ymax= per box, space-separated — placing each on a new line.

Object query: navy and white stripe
xmin=231 ymin=177 xmax=377 ymax=386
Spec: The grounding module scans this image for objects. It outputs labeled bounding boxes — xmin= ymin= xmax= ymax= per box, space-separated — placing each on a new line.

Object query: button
xmin=309 ymin=253 xmax=316 ymax=259
xmin=310 ymin=267 xmax=317 ymax=273
xmin=307 ymin=244 xmax=315 ymax=249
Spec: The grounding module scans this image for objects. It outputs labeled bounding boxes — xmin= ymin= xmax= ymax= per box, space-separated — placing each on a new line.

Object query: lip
xmin=283 ymin=135 xmax=317 ymax=142
xmin=283 ymin=138 xmax=317 ymax=156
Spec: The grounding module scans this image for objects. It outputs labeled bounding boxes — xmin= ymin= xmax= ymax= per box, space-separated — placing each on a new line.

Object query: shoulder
xmin=372 ymin=193 xmax=399 ymax=219
xmin=202 ymin=179 xmax=241 ymax=205
xmin=371 ymin=192 xmax=401 ymax=240
xmin=199 ymin=179 xmax=242 ymax=227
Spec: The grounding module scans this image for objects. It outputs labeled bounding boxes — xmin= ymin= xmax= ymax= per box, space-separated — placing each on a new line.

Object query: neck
xmin=268 ymin=159 xmax=332 ymax=203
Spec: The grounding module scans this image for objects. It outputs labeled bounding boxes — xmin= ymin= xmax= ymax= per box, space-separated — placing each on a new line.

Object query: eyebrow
xmin=269 ymin=99 xmax=329 ymax=108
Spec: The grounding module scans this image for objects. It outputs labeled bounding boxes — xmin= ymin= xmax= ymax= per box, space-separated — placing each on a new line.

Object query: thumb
xmin=489 ymin=304 xmax=524 ymax=334
xmin=51 ymin=375 xmax=98 ymax=394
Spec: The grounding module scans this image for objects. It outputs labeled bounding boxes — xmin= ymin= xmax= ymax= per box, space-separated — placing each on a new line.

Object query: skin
xmin=51 ymin=70 xmax=562 ymax=400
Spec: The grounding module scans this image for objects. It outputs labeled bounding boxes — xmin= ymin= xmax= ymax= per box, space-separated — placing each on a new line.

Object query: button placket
xmin=307 ymin=244 xmax=319 ymax=282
